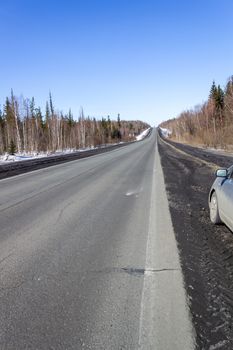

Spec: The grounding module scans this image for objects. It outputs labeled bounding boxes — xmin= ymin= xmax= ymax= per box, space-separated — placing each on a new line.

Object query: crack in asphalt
xmin=55 ymin=201 xmax=75 ymax=223
xmin=0 ymin=279 xmax=27 ymax=292
xmin=0 ymin=252 xmax=14 ymax=265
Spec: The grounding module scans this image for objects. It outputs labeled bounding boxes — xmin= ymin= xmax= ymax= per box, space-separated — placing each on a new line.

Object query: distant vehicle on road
xmin=209 ymin=165 xmax=233 ymax=231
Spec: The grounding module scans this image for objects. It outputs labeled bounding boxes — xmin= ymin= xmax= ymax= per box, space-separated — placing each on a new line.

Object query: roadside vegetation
xmin=0 ymin=91 xmax=149 ymax=155
xmin=160 ymin=75 xmax=233 ymax=149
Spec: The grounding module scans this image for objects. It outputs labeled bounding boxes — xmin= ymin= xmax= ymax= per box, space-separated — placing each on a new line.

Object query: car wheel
xmin=210 ymin=192 xmax=221 ymax=224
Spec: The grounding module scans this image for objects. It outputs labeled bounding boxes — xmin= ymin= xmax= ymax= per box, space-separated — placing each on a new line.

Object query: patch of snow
xmin=0 ymin=143 xmax=126 ymax=164
xmin=159 ymin=127 xmax=171 ymax=138
xmin=136 ymin=128 xmax=151 ymax=141
xmin=0 ymin=149 xmax=80 ymax=164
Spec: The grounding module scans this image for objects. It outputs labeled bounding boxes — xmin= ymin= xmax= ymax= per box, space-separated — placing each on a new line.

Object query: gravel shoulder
xmin=158 ymin=134 xmax=233 ymax=350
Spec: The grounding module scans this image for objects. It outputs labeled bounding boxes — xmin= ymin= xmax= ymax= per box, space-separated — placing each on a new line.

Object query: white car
xmin=209 ymin=165 xmax=233 ymax=231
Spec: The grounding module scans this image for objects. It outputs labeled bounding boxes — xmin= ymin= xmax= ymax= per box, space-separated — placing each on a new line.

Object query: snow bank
xmin=159 ymin=127 xmax=171 ymax=138
xmin=136 ymin=128 xmax=151 ymax=141
xmin=0 ymin=148 xmax=88 ymax=164
xmin=0 ymin=143 xmax=124 ymax=164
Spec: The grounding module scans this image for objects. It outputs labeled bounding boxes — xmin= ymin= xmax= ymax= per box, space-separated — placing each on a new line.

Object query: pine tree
xmin=35 ymin=106 xmax=43 ymax=151
xmin=225 ymin=76 xmax=233 ymax=96
xmin=45 ymin=101 xmax=50 ymax=122
xmin=117 ymin=113 xmax=121 ymax=127
xmin=209 ymin=81 xmax=217 ymax=100
xmin=107 ymin=115 xmax=111 ymax=129
xmin=49 ymin=92 xmax=54 ymax=116
xmin=209 ymin=81 xmax=225 ymax=133
xmin=67 ymin=109 xmax=74 ymax=128
xmin=224 ymin=76 xmax=233 ymax=122
xmin=9 ymin=139 xmax=16 ymax=155
xmin=209 ymin=81 xmax=224 ymax=110
xmin=215 ymin=85 xmax=224 ymax=111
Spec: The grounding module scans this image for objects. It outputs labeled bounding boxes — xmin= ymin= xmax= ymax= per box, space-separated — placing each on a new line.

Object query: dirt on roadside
xmin=158 ymin=135 xmax=233 ymax=350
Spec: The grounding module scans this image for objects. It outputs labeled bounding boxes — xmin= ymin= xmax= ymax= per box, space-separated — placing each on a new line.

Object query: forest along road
xmin=0 ymin=129 xmax=194 ymax=350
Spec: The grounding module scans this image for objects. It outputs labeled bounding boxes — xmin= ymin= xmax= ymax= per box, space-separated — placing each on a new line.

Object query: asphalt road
xmin=0 ymin=130 xmax=194 ymax=349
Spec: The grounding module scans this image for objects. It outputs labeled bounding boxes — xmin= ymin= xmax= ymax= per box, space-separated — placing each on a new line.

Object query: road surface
xmin=0 ymin=130 xmax=194 ymax=349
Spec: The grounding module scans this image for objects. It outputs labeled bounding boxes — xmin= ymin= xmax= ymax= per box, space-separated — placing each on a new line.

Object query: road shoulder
xmin=138 ymin=138 xmax=195 ymax=350
xmin=158 ymin=133 xmax=233 ymax=349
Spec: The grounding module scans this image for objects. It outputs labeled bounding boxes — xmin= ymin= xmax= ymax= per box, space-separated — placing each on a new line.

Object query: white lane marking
xmin=138 ymin=140 xmax=195 ymax=350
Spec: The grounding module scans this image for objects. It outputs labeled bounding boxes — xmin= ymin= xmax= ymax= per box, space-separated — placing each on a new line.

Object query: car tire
xmin=210 ymin=192 xmax=221 ymax=224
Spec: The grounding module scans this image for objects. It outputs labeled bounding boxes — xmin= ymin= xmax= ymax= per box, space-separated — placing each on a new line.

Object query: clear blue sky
xmin=1 ymin=0 xmax=233 ymax=126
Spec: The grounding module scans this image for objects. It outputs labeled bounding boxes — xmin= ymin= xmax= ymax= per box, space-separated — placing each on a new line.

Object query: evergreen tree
xmin=209 ymin=81 xmax=217 ymax=100
xmin=9 ymin=139 xmax=16 ymax=155
xmin=45 ymin=101 xmax=50 ymax=122
xmin=111 ymin=126 xmax=121 ymax=140
xmin=117 ymin=113 xmax=121 ymax=127
xmin=107 ymin=115 xmax=111 ymax=129
xmin=101 ymin=117 xmax=109 ymax=141
xmin=35 ymin=107 xmax=43 ymax=126
xmin=67 ymin=109 xmax=74 ymax=128
xmin=49 ymin=92 xmax=54 ymax=116
xmin=225 ymin=76 xmax=233 ymax=96
xmin=209 ymin=81 xmax=224 ymax=110
xmin=30 ymin=97 xmax=35 ymax=117
xmin=215 ymin=85 xmax=224 ymax=111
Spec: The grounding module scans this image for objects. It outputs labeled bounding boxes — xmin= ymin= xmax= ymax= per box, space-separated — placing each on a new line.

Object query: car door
xmin=220 ymin=171 xmax=233 ymax=230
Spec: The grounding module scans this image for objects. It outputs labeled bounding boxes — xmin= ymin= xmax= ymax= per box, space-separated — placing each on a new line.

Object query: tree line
xmin=160 ymin=76 xmax=233 ymax=148
xmin=0 ymin=91 xmax=149 ymax=155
